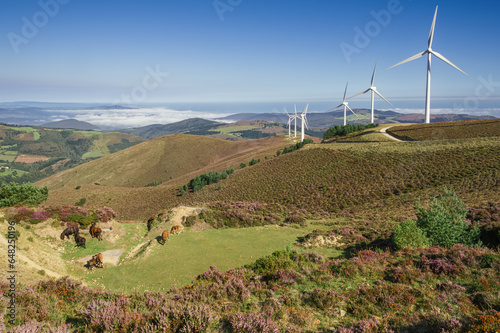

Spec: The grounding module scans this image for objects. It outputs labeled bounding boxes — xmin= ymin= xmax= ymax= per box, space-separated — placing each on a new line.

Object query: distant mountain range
xmin=42 ymin=119 xmax=100 ymax=130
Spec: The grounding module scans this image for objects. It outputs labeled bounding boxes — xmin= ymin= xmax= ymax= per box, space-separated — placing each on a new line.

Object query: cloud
xmin=47 ymin=108 xmax=234 ymax=129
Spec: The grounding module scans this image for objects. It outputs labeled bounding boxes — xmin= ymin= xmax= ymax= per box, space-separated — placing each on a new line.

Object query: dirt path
xmin=167 ymin=206 xmax=205 ymax=228
xmin=380 ymin=126 xmax=405 ymax=142
xmin=0 ymin=233 xmax=63 ymax=279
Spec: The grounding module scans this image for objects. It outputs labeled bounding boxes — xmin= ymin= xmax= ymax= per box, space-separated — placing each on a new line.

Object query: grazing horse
xmin=74 ymin=233 xmax=86 ymax=249
xmin=86 ymin=257 xmax=97 ymax=271
xmin=60 ymin=226 xmax=79 ymax=240
xmin=170 ymin=225 xmax=181 ymax=235
xmin=161 ymin=230 xmax=169 ymax=245
xmin=86 ymin=253 xmax=104 ymax=270
xmin=89 ymin=223 xmax=103 ymax=241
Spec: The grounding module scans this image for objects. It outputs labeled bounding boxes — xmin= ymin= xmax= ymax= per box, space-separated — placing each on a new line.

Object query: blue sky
xmin=1 ymin=0 xmax=500 ymax=114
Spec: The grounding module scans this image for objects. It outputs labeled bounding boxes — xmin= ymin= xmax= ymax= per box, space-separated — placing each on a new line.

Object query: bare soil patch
xmin=14 ymin=154 xmax=50 ymax=163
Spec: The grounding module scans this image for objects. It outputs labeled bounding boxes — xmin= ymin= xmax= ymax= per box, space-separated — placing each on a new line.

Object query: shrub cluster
xmin=323 ymin=123 xmax=378 ymax=140
xmin=277 ymin=138 xmax=314 ymax=156
xmin=0 ymin=182 xmax=48 ymax=207
xmin=394 ymin=189 xmax=481 ymax=250
xmin=180 ymin=168 xmax=235 ymax=195
xmin=10 ymin=206 xmax=116 ymax=227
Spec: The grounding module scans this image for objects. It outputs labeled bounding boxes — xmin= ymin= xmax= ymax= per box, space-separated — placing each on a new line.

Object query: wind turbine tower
xmin=300 ymin=104 xmax=309 ymax=142
xmin=349 ymin=61 xmax=392 ymax=124
xmin=387 ymin=6 xmax=467 ymax=123
xmin=329 ymin=82 xmax=357 ymax=126
xmin=284 ymin=107 xmax=296 ymax=139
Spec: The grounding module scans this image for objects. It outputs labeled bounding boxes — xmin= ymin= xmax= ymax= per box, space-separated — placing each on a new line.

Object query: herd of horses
xmin=161 ymin=225 xmax=182 ymax=245
xmin=59 ymin=222 xmax=104 ymax=270
xmin=59 ymin=216 xmax=183 ymax=270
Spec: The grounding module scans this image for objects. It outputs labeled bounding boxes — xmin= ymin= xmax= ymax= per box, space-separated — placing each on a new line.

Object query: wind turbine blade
xmin=431 ymin=50 xmax=468 ymax=76
xmin=371 ymin=61 xmax=377 ymax=86
xmin=328 ymin=104 xmax=344 ymax=111
xmin=346 ymin=105 xmax=357 ymax=118
xmin=387 ymin=51 xmax=426 ymax=70
xmin=284 ymin=107 xmax=290 ymax=117
xmin=348 ymin=88 xmax=370 ymax=100
xmin=428 ymin=6 xmax=438 ymax=48
xmin=343 ymin=82 xmax=348 ymax=101
xmin=302 ymin=104 xmax=309 ymax=115
xmin=373 ymin=89 xmax=393 ymax=106
xmin=294 ymin=104 xmax=297 ymax=116
xmin=303 ymin=116 xmax=309 ymax=129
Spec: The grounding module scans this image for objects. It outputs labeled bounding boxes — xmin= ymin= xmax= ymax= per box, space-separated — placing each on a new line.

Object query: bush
xmin=0 ymin=182 xmax=48 ymax=207
xmin=145 ymin=181 xmax=162 ymax=187
xmin=415 ymin=188 xmax=481 ymax=248
xmin=75 ymin=197 xmax=86 ymax=207
xmin=393 ymin=219 xmax=429 ymax=250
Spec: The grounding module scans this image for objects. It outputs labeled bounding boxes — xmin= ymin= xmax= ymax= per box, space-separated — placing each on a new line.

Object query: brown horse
xmin=74 ymin=233 xmax=86 ymax=249
xmin=60 ymin=226 xmax=79 ymax=240
xmin=86 ymin=253 xmax=104 ymax=270
xmin=89 ymin=223 xmax=103 ymax=241
xmin=170 ymin=225 xmax=181 ymax=235
xmin=161 ymin=230 xmax=169 ymax=245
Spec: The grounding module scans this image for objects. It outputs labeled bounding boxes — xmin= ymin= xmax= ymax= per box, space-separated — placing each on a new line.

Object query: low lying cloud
xmin=47 ymin=108 xmax=234 ymax=129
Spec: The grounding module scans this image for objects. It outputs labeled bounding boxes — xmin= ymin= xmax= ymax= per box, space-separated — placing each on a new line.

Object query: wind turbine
xmin=284 ymin=107 xmax=296 ymax=139
xmin=349 ymin=61 xmax=392 ymax=124
xmin=293 ymin=105 xmax=298 ymax=138
xmin=299 ymin=104 xmax=309 ymax=142
xmin=387 ymin=5 xmax=467 ymax=124
xmin=329 ymin=82 xmax=358 ymax=126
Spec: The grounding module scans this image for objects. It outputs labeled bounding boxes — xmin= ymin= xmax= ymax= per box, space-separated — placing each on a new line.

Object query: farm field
xmin=0 ymin=124 xmax=145 ymax=184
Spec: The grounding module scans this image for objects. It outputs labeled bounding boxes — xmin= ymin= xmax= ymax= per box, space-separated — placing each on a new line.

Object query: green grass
xmin=0 ymin=155 xmax=16 ymax=162
xmin=0 ymin=168 xmax=28 ymax=177
xmin=216 ymin=125 xmax=257 ymax=134
xmin=82 ymin=151 xmax=105 ymax=159
xmin=88 ymin=222 xmax=339 ymax=293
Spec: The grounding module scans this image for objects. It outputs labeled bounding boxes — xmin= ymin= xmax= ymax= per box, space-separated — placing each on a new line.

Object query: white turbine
xmin=284 ymin=107 xmax=297 ymax=139
xmin=299 ymin=104 xmax=309 ymax=142
xmin=387 ymin=5 xmax=467 ymax=124
xmin=294 ymin=104 xmax=298 ymax=138
xmin=328 ymin=82 xmax=357 ymax=126
xmin=349 ymin=61 xmax=392 ymax=124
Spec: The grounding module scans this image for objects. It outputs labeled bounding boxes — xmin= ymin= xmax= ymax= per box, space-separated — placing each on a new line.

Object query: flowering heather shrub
xmin=463 ymin=310 xmax=500 ymax=332
xmin=95 ymin=207 xmax=116 ymax=222
xmin=305 ymin=288 xmax=338 ymax=309
xmin=16 ymin=286 xmax=51 ymax=322
xmin=35 ymin=277 xmax=87 ymax=303
xmin=154 ymin=303 xmax=219 ymax=333
xmin=6 ymin=321 xmax=73 ymax=333
xmin=82 ymin=298 xmax=145 ymax=332
xmin=335 ymin=317 xmax=385 ymax=333
xmin=272 ymin=268 xmax=301 ymax=285
xmin=196 ymin=266 xmax=251 ymax=301
xmin=229 ymin=312 xmax=280 ymax=333
xmin=386 ymin=259 xmax=423 ymax=284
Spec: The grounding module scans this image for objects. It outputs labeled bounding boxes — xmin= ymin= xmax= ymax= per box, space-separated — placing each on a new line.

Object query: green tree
xmin=415 ymin=188 xmax=481 ymax=248
xmin=0 ymin=182 xmax=49 ymax=207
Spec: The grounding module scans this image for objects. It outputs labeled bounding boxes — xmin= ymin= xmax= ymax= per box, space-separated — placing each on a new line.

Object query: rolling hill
xmin=38 ymin=121 xmax=500 ymax=220
xmin=36 ymin=134 xmax=292 ymax=190
xmin=41 ymin=119 xmax=100 ymax=130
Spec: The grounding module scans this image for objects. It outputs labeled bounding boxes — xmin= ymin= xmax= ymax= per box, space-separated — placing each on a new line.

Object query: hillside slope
xmin=41 ymin=135 xmax=499 ymax=220
xmin=37 ymin=134 xmax=291 ymax=190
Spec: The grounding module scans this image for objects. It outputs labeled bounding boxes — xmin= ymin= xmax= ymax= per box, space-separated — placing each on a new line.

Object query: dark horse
xmin=89 ymin=223 xmax=103 ymax=241
xmin=60 ymin=226 xmax=79 ymax=240
xmin=74 ymin=233 xmax=86 ymax=249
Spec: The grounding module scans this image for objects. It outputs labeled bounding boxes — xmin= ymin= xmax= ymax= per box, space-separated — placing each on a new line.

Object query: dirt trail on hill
xmin=168 ymin=206 xmax=205 ymax=228
xmin=380 ymin=126 xmax=405 ymax=142
xmin=0 ymin=233 xmax=63 ymax=279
